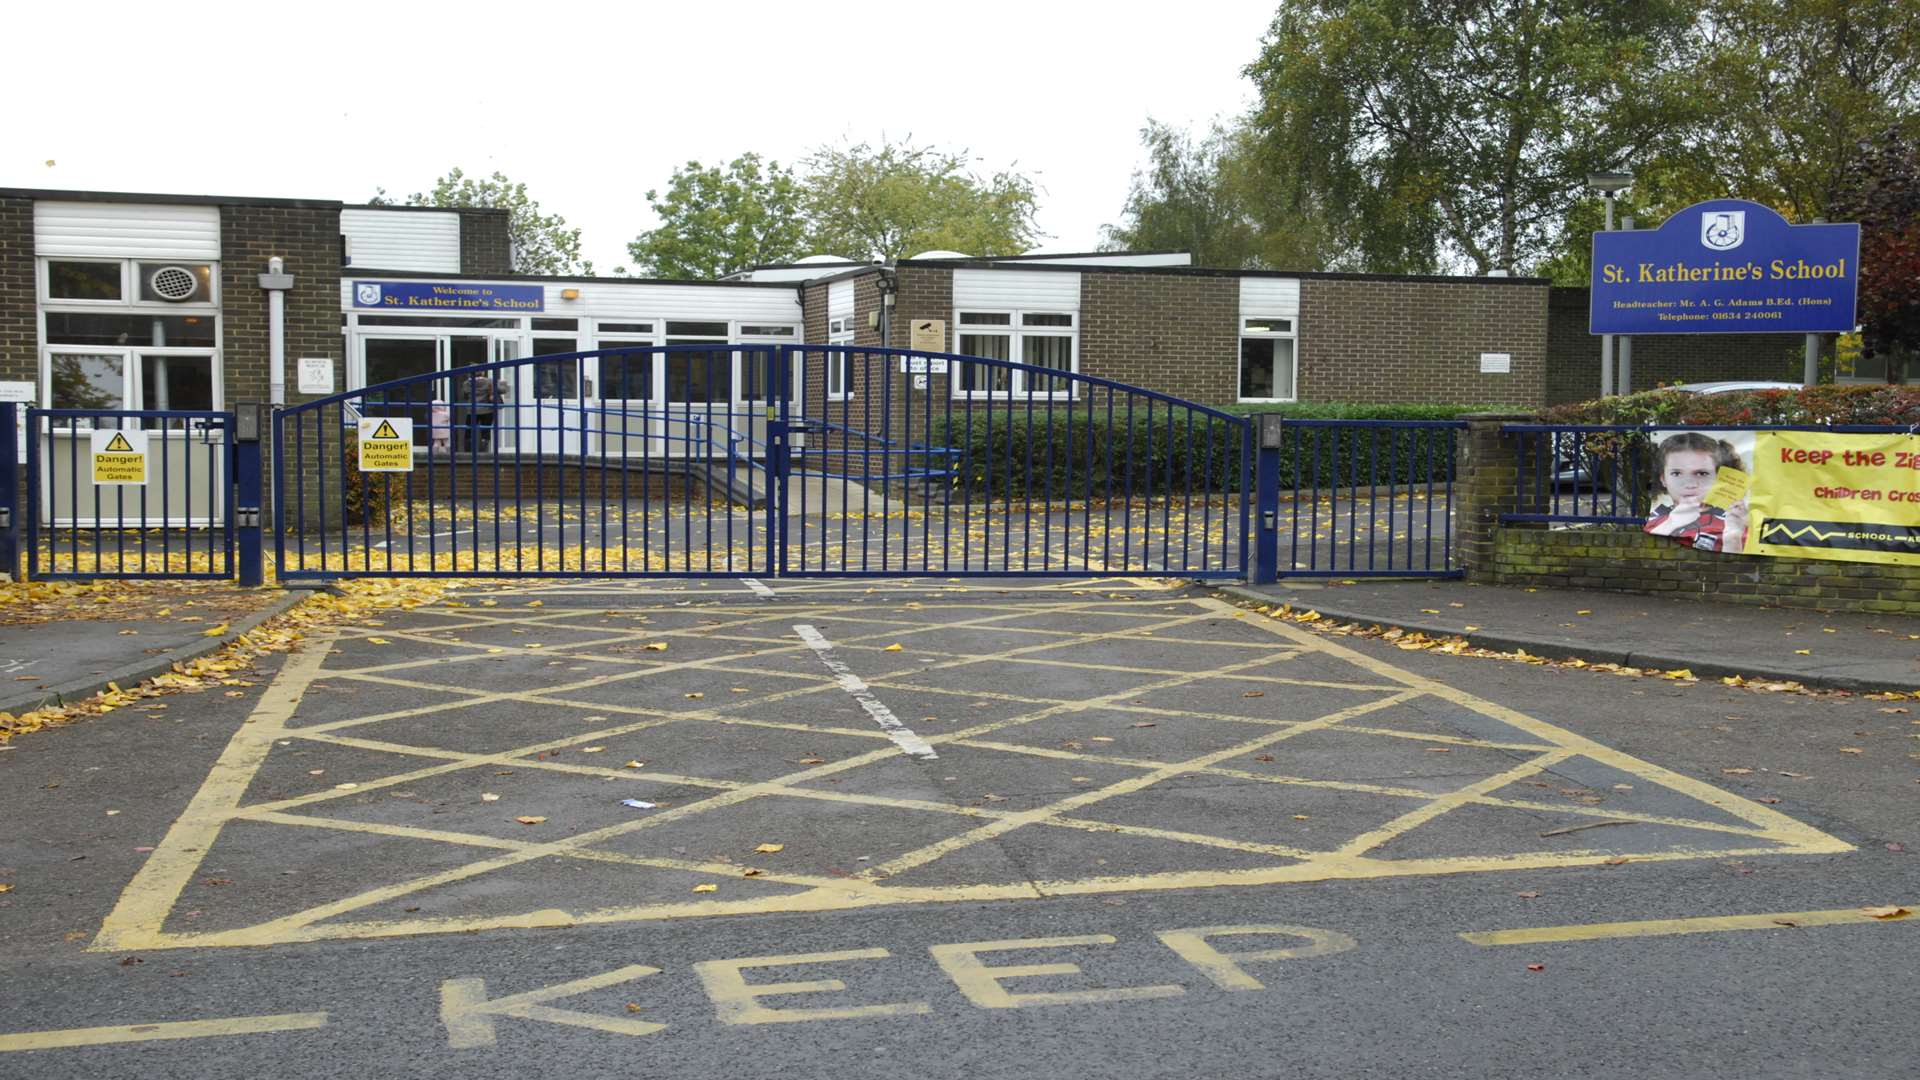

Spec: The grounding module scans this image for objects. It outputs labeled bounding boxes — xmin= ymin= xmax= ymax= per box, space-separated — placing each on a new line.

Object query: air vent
xmin=148 ymin=265 xmax=200 ymax=302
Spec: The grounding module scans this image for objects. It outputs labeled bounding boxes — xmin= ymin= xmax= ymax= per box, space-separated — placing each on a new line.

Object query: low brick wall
xmin=1489 ymin=527 xmax=1920 ymax=613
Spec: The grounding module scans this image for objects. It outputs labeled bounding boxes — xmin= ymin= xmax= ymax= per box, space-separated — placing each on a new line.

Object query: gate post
xmin=1252 ymin=413 xmax=1283 ymax=584
xmin=234 ymin=404 xmax=265 ymax=587
xmin=0 ymin=402 xmax=18 ymax=582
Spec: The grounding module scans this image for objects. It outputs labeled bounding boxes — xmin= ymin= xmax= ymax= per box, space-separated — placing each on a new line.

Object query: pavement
xmin=1221 ymin=578 xmax=1920 ymax=694
xmin=0 ymin=576 xmax=1913 ymax=1080
xmin=0 ymin=585 xmax=312 ymax=717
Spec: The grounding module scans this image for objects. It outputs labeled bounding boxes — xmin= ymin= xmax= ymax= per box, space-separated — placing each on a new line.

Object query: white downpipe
xmin=267 ymin=256 xmax=286 ymax=406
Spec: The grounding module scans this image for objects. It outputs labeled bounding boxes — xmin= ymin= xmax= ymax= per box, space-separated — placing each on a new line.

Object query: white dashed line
xmin=792 ymin=624 xmax=937 ymax=760
xmin=742 ymin=578 xmax=777 ymax=599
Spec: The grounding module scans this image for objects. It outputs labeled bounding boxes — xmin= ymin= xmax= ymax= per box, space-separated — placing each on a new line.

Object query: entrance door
xmin=360 ymin=335 xmax=440 ymax=447
xmin=527 ymin=336 xmax=585 ymax=457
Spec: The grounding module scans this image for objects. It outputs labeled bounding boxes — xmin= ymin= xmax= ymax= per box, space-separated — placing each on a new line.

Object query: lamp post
xmin=1587 ymin=171 xmax=1633 ymax=397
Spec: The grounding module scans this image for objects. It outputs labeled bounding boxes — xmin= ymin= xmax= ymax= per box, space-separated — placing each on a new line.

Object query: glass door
xmin=360 ymin=335 xmax=441 ymax=447
xmin=594 ymin=337 xmax=656 ymax=459
xmin=527 ymin=336 xmax=584 ymax=457
xmin=662 ymin=322 xmax=731 ymax=460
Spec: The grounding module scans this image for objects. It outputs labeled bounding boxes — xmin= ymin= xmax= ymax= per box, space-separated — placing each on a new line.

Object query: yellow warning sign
xmin=90 ymin=429 xmax=148 ymax=485
xmin=357 ymin=417 xmax=414 ymax=472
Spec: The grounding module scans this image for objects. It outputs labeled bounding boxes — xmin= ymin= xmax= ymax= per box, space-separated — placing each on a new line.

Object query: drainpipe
xmin=257 ymin=257 xmax=296 ymax=406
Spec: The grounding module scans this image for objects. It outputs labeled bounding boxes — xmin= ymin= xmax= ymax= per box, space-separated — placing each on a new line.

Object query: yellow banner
xmin=1745 ymin=431 xmax=1920 ymax=566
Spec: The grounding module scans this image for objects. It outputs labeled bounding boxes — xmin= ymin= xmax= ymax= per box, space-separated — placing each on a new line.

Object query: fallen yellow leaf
xmin=1860 ymin=905 xmax=1910 ymax=920
xmin=1839 ymin=747 xmax=1864 ymax=754
xmin=685 ymin=692 xmax=704 ymax=699
xmin=367 ymin=636 xmax=391 ymax=645
xmin=515 ymin=816 xmax=546 ymax=825
xmin=1794 ymin=649 xmax=1811 ymax=656
xmin=580 ymin=746 xmax=605 ymax=754
xmin=643 ymin=642 xmax=668 ymax=651
xmin=526 ymin=600 xmax=544 ymax=607
xmin=203 ymin=623 xmax=231 ymax=637
xmin=1575 ymin=610 xmax=1592 ymax=616
xmin=692 ymin=883 xmax=718 ymax=893
xmin=754 ymin=843 xmax=784 ymax=853
xmin=623 ymin=760 xmax=645 ymax=769
xmin=883 ymin=644 xmax=904 ymax=652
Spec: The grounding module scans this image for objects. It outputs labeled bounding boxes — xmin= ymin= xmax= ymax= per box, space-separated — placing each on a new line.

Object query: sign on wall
xmin=1590 ymin=200 xmax=1858 ymax=335
xmin=297 ymin=357 xmax=335 ymax=396
xmin=352 ymin=280 xmax=544 ymax=313
xmin=357 ymin=418 xmax=415 ymax=472
xmin=1644 ymin=428 xmax=1918 ymax=566
xmin=908 ymin=319 xmax=946 ymax=353
xmin=90 ymin=429 xmax=148 ymax=485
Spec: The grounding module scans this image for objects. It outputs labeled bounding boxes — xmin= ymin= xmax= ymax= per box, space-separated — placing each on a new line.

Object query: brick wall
xmin=1299 ymin=278 xmax=1548 ymax=407
xmin=218 ymin=202 xmax=346 ymax=529
xmin=0 ymin=197 xmax=33 ymax=393
xmin=457 ymin=208 xmax=513 ymax=275
xmin=1490 ymin=528 xmax=1920 ymax=613
xmin=1079 ymin=272 xmax=1238 ymax=404
xmin=1546 ymin=287 xmax=1811 ymax=404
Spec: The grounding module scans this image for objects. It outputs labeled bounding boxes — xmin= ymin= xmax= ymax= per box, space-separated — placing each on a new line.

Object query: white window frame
xmin=37 ymin=255 xmax=222 ymax=425
xmin=825 ymin=316 xmax=854 ymax=400
xmin=951 ymin=308 xmax=1077 ymax=400
xmin=736 ymin=322 xmax=799 ymax=405
xmin=1237 ymin=315 xmax=1298 ymax=404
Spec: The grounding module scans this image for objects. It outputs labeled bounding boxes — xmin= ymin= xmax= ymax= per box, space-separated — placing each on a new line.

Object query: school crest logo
xmin=1701 ymin=210 xmax=1745 ymax=251
xmin=355 ymin=282 xmax=383 ymax=306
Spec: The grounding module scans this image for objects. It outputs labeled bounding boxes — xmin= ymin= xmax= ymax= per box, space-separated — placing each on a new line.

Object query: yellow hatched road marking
xmin=0 ymin=1012 xmax=328 ymax=1053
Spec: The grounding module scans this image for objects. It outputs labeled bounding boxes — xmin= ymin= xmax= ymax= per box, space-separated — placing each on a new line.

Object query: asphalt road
xmin=0 ymin=577 xmax=1912 ymax=1080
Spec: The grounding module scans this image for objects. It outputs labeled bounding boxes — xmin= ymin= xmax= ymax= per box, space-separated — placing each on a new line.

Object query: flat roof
xmin=893 ymin=257 xmax=1550 ymax=286
xmin=0 ymin=186 xmax=343 ymax=210
xmin=343 ymin=268 xmax=801 ymax=290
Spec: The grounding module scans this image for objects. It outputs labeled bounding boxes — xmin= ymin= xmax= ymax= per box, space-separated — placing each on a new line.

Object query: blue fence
xmin=0 ymin=347 xmax=1470 ymax=585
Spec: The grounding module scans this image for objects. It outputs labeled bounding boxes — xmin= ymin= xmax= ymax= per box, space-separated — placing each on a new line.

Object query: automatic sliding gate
xmin=272 ymin=345 xmax=1252 ymax=581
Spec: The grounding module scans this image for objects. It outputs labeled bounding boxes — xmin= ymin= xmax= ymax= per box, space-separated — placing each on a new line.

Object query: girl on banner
xmin=1646 ymin=431 xmax=1751 ymax=554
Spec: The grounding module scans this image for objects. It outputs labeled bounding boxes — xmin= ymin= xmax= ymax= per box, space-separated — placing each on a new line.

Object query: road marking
xmin=0 ymin=1012 xmax=328 ymax=1053
xmin=793 ymin=623 xmax=936 ymax=760
xmin=929 ymin=935 xmax=1185 ymax=1009
xmin=742 ymin=578 xmax=776 ymax=599
xmin=440 ymin=964 xmax=664 ymax=1047
xmin=1460 ymin=905 xmax=1917 ymax=947
xmin=694 ymin=948 xmax=931 ymax=1025
xmin=1155 ymin=925 xmax=1358 ymax=991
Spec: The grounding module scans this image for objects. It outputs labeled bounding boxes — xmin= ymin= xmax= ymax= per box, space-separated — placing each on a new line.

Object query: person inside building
xmin=460 ymin=370 xmax=509 ymax=453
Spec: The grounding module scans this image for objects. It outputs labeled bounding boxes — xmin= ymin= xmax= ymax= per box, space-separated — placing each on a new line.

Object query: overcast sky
xmin=4 ymin=1 xmax=1279 ymax=273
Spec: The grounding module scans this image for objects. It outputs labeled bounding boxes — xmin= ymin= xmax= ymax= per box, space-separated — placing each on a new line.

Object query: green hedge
xmin=928 ymin=403 xmax=1472 ymax=499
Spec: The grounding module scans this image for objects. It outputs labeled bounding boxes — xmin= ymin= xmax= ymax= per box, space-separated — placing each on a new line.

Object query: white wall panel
xmin=827 ymin=280 xmax=854 ymax=321
xmin=1239 ymin=277 xmax=1300 ymax=319
xmin=952 ymin=269 xmax=1081 ymax=312
xmin=341 ymin=209 xmax=461 ymax=273
xmin=339 ymin=278 xmax=803 ymax=325
xmin=34 ymin=201 xmax=220 ymax=259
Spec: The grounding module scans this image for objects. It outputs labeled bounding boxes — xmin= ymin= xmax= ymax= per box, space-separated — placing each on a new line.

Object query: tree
xmin=1101 ymin=118 xmax=1338 ymax=270
xmin=1833 ymin=127 xmax=1920 ymax=381
xmin=800 ymin=139 xmax=1043 ymax=262
xmin=372 ymin=168 xmax=590 ymax=276
xmin=1245 ymin=1 xmax=1691 ymax=274
xmin=627 ymin=154 xmax=809 ymax=279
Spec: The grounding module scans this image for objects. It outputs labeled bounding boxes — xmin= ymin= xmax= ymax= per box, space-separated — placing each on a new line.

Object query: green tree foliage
xmin=801 ymin=139 xmax=1042 ymax=262
xmin=626 ymin=154 xmax=808 ymax=279
xmin=1100 ymin=119 xmax=1338 ymax=269
xmin=1244 ymin=1 xmax=1690 ymax=275
xmin=372 ymin=168 xmax=590 ymax=276
xmin=1833 ymin=128 xmax=1920 ymax=380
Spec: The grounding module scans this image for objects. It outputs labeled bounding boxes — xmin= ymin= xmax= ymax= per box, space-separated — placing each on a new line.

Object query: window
xmin=39 ymin=256 xmax=219 ymax=425
xmin=47 ymin=260 xmax=122 ymax=302
xmin=597 ymin=337 xmax=655 ymax=401
xmin=1238 ymin=316 xmax=1297 ymax=402
xmin=664 ymin=323 xmax=731 ymax=404
xmin=953 ymin=310 xmax=1076 ymax=398
xmin=826 ymin=316 xmax=854 ymax=399
xmin=531 ymin=337 xmax=582 ymax=399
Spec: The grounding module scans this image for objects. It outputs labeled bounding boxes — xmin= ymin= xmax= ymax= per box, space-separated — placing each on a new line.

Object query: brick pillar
xmin=0 ymin=197 xmax=34 ymax=525
xmin=1454 ymin=412 xmax=1532 ymax=581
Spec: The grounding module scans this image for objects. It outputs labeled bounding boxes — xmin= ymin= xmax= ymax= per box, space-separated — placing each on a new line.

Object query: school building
xmin=1 ymin=184 xmax=1865 ymax=452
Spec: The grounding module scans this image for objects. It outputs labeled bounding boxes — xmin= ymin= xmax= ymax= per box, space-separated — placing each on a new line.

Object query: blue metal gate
xmin=272 ymin=345 xmax=1252 ymax=581
xmin=1268 ymin=418 xmax=1465 ymax=578
xmin=13 ymin=408 xmax=237 ymax=581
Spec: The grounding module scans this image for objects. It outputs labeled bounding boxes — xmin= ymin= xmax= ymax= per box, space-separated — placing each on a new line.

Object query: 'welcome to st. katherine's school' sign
xmin=1590 ymin=199 xmax=1859 ymax=335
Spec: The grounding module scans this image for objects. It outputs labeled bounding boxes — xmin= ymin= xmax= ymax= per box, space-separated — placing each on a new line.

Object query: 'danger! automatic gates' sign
xmin=1590 ymin=199 xmax=1859 ymax=335
xmin=357 ymin=418 xmax=415 ymax=472
xmin=90 ymin=428 xmax=148 ymax=485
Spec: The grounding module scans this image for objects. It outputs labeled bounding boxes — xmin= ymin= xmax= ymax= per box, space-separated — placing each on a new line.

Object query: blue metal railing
xmin=1274 ymin=419 xmax=1465 ymax=578
xmin=21 ymin=409 xmax=237 ymax=580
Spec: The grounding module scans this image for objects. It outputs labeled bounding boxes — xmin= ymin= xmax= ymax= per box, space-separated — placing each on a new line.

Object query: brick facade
xmin=217 ymin=201 xmax=347 ymax=528
xmin=1298 ymin=278 xmax=1548 ymax=407
xmin=0 ymin=197 xmax=34 ymax=393
xmin=1488 ymin=528 xmax=1920 ymax=613
xmin=1079 ymin=272 xmax=1238 ymax=403
xmin=457 ymin=208 xmax=513 ymax=275
xmin=1545 ymin=286 xmax=1814 ymax=404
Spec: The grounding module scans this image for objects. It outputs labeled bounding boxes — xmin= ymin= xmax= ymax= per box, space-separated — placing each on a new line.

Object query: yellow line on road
xmin=1461 ymin=906 xmax=1915 ymax=946
xmin=0 ymin=1012 xmax=328 ymax=1053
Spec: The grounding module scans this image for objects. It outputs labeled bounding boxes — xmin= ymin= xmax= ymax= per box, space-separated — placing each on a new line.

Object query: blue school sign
xmin=352 ymin=280 xmax=545 ymax=313
xmin=1589 ymin=200 xmax=1858 ymax=335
